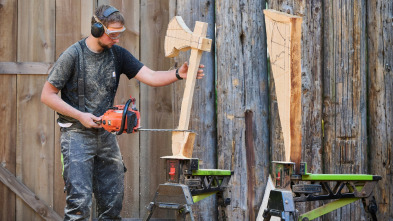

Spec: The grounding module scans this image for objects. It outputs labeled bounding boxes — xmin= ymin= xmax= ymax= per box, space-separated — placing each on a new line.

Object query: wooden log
xmin=216 ymin=0 xmax=269 ymax=219
xmin=0 ymin=166 xmax=62 ymax=221
xmin=367 ymin=1 xmax=393 ymax=220
xmin=264 ymin=9 xmax=302 ymax=172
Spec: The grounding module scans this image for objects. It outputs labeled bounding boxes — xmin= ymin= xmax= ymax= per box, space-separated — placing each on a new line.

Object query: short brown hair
xmin=91 ymin=5 xmax=125 ymax=27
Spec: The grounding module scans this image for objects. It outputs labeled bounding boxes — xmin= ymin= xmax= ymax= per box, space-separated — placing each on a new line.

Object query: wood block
xmin=171 ymin=131 xmax=196 ymax=158
xmin=264 ymin=9 xmax=302 ymax=171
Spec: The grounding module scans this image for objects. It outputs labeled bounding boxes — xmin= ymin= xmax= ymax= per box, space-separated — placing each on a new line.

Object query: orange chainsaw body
xmin=101 ymin=103 xmax=140 ymax=134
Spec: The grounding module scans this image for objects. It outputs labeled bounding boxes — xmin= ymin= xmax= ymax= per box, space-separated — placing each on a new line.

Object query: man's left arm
xmin=134 ymin=62 xmax=205 ymax=87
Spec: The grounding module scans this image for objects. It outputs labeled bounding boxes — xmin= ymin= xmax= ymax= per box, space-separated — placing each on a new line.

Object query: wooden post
xmin=164 ymin=16 xmax=212 ymax=158
xmin=264 ymin=9 xmax=302 ymax=172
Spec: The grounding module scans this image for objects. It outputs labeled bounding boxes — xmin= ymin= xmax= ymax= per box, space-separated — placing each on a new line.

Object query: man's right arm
xmin=40 ymin=81 xmax=102 ymax=128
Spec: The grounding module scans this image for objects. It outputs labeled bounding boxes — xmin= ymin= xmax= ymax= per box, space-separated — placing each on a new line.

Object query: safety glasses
xmin=103 ymin=25 xmax=126 ymax=40
xmin=94 ymin=15 xmax=126 ymax=40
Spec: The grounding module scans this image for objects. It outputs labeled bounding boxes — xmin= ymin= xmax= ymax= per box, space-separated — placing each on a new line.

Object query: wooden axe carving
xmin=164 ymin=16 xmax=212 ymax=158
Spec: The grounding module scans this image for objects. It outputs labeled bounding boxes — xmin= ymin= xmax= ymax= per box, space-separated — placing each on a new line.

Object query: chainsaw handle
xmin=116 ymin=99 xmax=132 ymax=135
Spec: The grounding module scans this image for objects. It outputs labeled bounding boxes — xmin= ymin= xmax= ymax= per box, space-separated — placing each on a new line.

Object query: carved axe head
xmin=165 ymin=16 xmax=212 ymax=58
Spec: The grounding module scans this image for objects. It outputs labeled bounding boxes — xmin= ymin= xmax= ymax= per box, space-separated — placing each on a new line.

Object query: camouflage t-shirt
xmin=47 ymin=39 xmax=143 ymax=124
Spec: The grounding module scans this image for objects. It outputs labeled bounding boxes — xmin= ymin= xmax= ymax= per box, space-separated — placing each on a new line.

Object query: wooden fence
xmin=0 ymin=0 xmax=392 ymax=220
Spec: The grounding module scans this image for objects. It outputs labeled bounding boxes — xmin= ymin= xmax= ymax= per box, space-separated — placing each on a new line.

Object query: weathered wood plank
xmin=0 ymin=0 xmax=17 ymax=62
xmin=55 ymin=0 xmax=81 ymax=58
xmin=80 ymin=0 xmax=95 ymax=39
xmin=0 ymin=62 xmax=52 ymax=74
xmin=322 ymin=1 xmax=367 ymax=220
xmin=139 ymin=0 xmax=174 ymax=218
xmin=216 ymin=0 xmax=269 ymax=219
xmin=0 ymin=166 xmax=62 ymax=221
xmin=17 ymin=0 xmax=56 ymax=220
xmin=17 ymin=0 xmax=55 ymax=62
xmin=367 ymin=0 xmax=393 ymax=220
xmin=0 ymin=75 xmax=17 ymax=221
xmin=0 ymin=0 xmax=18 ymax=219
xmin=16 ymin=75 xmax=56 ymax=221
xmin=174 ymin=0 xmax=217 ymax=219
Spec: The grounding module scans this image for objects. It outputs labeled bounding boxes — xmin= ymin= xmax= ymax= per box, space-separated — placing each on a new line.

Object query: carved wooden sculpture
xmin=264 ymin=9 xmax=302 ymax=170
xmin=164 ymin=16 xmax=212 ymax=158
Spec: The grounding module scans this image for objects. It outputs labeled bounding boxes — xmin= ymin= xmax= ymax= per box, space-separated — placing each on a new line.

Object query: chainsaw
xmin=100 ymin=97 xmax=194 ymax=135
xmin=101 ymin=98 xmax=140 ymax=135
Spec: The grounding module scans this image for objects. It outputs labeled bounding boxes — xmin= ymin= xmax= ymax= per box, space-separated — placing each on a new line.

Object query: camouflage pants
xmin=60 ymin=126 xmax=125 ymax=221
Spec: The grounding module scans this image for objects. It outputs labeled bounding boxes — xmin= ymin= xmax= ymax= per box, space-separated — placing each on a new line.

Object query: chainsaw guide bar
xmin=137 ymin=128 xmax=196 ymax=133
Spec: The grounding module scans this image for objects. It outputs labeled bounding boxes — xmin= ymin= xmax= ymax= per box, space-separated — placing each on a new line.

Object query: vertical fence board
xmin=216 ymin=0 xmax=268 ymax=220
xmin=16 ymin=75 xmax=55 ymax=221
xmin=139 ymin=0 xmax=174 ymax=218
xmin=368 ymin=0 xmax=393 ymax=220
xmin=0 ymin=0 xmax=17 ymax=62
xmin=175 ymin=0 xmax=217 ymax=219
xmin=17 ymin=0 xmax=56 ymax=220
xmin=0 ymin=75 xmax=17 ymax=221
xmin=0 ymin=0 xmax=17 ymax=220
xmin=322 ymin=0 xmax=367 ymax=220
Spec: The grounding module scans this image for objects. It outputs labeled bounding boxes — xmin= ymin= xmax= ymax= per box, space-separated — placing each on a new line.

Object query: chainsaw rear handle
xmin=117 ymin=99 xmax=132 ymax=135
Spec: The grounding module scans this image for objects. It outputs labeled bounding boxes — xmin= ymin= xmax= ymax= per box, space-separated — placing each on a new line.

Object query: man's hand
xmin=178 ymin=62 xmax=205 ymax=79
xmin=78 ymin=112 xmax=102 ymax=129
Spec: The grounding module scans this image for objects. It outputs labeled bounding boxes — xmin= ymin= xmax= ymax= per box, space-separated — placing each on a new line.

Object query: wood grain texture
xmin=216 ymin=0 xmax=269 ymax=219
xmin=16 ymin=1 xmax=56 ymax=220
xmin=17 ymin=75 xmax=56 ymax=221
xmin=174 ymin=0 xmax=217 ymax=219
xmin=0 ymin=0 xmax=17 ymax=62
xmin=0 ymin=0 xmax=17 ymax=219
xmin=323 ymin=1 xmax=367 ymax=220
xmin=139 ymin=0 xmax=174 ymax=218
xmin=367 ymin=1 xmax=393 ymax=220
xmin=0 ymin=75 xmax=17 ymax=221
xmin=264 ymin=9 xmax=302 ymax=171
xmin=0 ymin=62 xmax=52 ymax=75
xmin=0 ymin=166 xmax=62 ymax=221
xmin=17 ymin=0 xmax=55 ymax=63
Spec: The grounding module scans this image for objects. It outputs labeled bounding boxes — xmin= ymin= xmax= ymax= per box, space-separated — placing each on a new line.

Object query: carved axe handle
xmin=164 ymin=16 xmax=212 ymax=157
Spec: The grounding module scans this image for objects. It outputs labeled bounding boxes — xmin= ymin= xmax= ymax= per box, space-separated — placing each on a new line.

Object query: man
xmin=41 ymin=5 xmax=204 ymax=220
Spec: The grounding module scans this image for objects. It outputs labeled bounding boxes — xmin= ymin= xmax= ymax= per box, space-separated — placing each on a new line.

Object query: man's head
xmin=91 ymin=5 xmax=125 ymax=48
